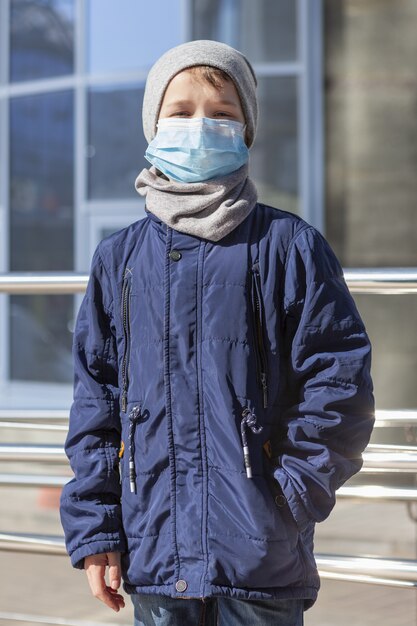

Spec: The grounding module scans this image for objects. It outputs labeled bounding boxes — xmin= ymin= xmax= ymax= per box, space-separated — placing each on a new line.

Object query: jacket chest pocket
xmin=250 ymin=261 xmax=269 ymax=409
xmin=120 ymin=267 xmax=133 ymax=413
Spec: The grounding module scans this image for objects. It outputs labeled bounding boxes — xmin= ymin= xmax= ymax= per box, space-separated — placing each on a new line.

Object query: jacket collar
xmin=145 ymin=207 xmax=167 ymax=237
xmin=145 ymin=207 xmax=162 ymax=224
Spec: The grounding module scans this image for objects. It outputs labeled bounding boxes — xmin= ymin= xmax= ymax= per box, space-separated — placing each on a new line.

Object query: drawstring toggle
xmin=240 ymin=407 xmax=263 ymax=479
xmin=128 ymin=404 xmax=142 ymax=493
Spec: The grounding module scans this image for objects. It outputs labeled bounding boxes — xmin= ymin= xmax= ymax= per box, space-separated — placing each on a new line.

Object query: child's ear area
xmin=243 ymin=127 xmax=251 ymax=147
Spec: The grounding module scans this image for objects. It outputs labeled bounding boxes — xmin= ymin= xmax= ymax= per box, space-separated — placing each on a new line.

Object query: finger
xmin=86 ymin=563 xmax=106 ymax=598
xmin=101 ymin=586 xmax=125 ymax=611
xmin=84 ymin=553 xmax=124 ymax=612
xmin=89 ymin=578 xmax=125 ymax=612
xmin=108 ymin=552 xmax=122 ymax=591
xmin=103 ymin=585 xmax=125 ymax=611
xmin=85 ymin=560 xmax=106 ymax=596
xmin=85 ymin=560 xmax=110 ymax=603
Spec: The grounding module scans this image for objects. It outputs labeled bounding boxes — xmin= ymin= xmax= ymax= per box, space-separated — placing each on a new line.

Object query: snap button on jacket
xmin=60 ymin=203 xmax=375 ymax=609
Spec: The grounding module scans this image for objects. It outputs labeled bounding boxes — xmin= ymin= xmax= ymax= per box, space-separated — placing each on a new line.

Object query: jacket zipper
xmin=251 ymin=261 xmax=268 ymax=409
xmin=121 ymin=267 xmax=132 ymax=413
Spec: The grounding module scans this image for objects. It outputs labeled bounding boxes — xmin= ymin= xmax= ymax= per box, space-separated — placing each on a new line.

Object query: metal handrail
xmin=0 ymin=421 xmax=68 ymax=431
xmin=316 ymin=554 xmax=417 ymax=588
xmin=0 ymin=273 xmax=87 ymax=294
xmin=343 ymin=268 xmax=417 ymax=294
xmin=374 ymin=409 xmax=417 ymax=427
xmin=1 ymin=408 xmax=416 ymax=426
xmin=0 ymin=532 xmax=65 ymax=555
xmin=337 ymin=485 xmax=417 ymax=502
xmin=367 ymin=443 xmax=417 ymax=453
xmin=362 ymin=447 xmax=417 ymax=472
xmin=0 ymin=612 xmax=130 ymax=626
xmin=0 ymin=409 xmax=69 ymax=422
xmin=0 ymin=474 xmax=68 ymax=487
xmin=0 ymin=532 xmax=415 ymax=588
xmin=0 ymin=268 xmax=417 ymax=295
xmin=1 ymin=442 xmax=417 ymax=471
xmin=2 ymin=443 xmax=417 ymax=472
xmin=2 ymin=474 xmax=417 ymax=503
xmin=0 ymin=445 xmax=65 ymax=463
xmin=1 ymin=271 xmax=417 ymax=594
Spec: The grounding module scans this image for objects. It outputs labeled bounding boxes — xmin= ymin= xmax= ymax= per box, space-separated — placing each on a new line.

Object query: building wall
xmin=324 ymin=0 xmax=417 ymax=408
xmin=325 ymin=0 xmax=417 ymax=267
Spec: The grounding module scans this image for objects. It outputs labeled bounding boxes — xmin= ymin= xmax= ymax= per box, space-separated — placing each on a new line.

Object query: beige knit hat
xmin=142 ymin=40 xmax=258 ymax=148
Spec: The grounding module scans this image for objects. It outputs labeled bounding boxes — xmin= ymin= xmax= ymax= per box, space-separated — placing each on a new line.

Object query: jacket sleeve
xmin=272 ymin=226 xmax=375 ymax=532
xmin=59 ymin=244 xmax=125 ymax=569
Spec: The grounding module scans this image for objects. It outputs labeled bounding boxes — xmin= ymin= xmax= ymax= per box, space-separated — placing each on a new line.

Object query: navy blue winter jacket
xmin=60 ymin=203 xmax=375 ymax=609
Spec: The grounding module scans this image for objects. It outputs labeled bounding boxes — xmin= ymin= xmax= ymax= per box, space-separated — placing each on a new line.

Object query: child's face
xmin=158 ymin=69 xmax=245 ymax=126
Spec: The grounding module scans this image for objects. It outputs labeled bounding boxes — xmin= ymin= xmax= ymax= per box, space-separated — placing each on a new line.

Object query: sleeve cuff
xmin=69 ymin=538 xmax=127 ymax=570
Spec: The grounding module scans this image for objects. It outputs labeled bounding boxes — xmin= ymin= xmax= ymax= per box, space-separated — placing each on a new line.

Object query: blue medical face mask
xmin=144 ymin=117 xmax=249 ymax=183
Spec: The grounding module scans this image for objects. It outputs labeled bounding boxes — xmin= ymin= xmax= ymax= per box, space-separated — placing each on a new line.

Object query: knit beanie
xmin=142 ymin=40 xmax=258 ymax=148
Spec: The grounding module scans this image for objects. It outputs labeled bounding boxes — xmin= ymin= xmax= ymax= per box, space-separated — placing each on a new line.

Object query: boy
xmin=60 ymin=40 xmax=375 ymax=626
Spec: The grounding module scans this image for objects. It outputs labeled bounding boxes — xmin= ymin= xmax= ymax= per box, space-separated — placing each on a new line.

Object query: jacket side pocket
xmin=262 ymin=446 xmax=299 ymax=548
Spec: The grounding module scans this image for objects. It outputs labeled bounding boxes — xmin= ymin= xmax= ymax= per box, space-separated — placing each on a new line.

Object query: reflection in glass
xmin=324 ymin=0 xmax=417 ymax=267
xmin=251 ymin=77 xmax=298 ymax=214
xmin=192 ymin=0 xmax=297 ymax=63
xmin=10 ymin=295 xmax=74 ymax=383
xmin=9 ymin=90 xmax=74 ymax=383
xmin=353 ymin=294 xmax=417 ymax=409
xmin=88 ymin=85 xmax=147 ymax=200
xmin=10 ymin=91 xmax=74 ymax=270
xmin=10 ymin=0 xmax=74 ymax=82
xmin=86 ymin=0 xmax=183 ymax=73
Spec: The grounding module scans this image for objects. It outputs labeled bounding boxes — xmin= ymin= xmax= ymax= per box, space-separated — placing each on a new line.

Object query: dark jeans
xmin=131 ymin=593 xmax=304 ymax=626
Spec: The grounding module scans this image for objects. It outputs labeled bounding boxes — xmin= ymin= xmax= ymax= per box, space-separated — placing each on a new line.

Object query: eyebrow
xmin=215 ymin=99 xmax=239 ymax=107
xmin=164 ymin=99 xmax=239 ymax=109
xmin=164 ymin=100 xmax=193 ymax=108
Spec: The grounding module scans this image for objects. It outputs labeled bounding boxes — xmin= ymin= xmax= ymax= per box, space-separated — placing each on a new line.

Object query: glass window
xmin=10 ymin=294 xmax=73 ymax=383
xmin=86 ymin=0 xmax=183 ymax=73
xmin=192 ymin=0 xmax=297 ymax=63
xmin=324 ymin=0 xmax=417 ymax=267
xmin=251 ymin=77 xmax=298 ymax=214
xmin=10 ymin=91 xmax=74 ymax=271
xmin=10 ymin=0 xmax=74 ymax=82
xmin=9 ymin=90 xmax=74 ymax=383
xmin=355 ymin=295 xmax=417 ymax=408
xmin=87 ymin=84 xmax=147 ymax=200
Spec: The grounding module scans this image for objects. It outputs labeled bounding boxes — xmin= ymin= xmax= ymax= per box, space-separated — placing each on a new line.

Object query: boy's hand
xmin=85 ymin=552 xmax=125 ymax=612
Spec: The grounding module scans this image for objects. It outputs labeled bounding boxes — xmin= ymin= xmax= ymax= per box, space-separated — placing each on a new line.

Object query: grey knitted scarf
xmin=135 ymin=163 xmax=257 ymax=242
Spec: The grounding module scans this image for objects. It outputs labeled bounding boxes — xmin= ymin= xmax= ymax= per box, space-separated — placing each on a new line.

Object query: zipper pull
xmin=240 ymin=407 xmax=263 ymax=479
xmin=128 ymin=404 xmax=142 ymax=493
xmin=121 ymin=390 xmax=127 ymax=413
xmin=129 ymin=460 xmax=136 ymax=494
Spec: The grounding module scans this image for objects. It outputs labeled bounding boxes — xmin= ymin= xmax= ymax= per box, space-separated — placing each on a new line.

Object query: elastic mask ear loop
xmin=237 ymin=122 xmax=248 ymax=145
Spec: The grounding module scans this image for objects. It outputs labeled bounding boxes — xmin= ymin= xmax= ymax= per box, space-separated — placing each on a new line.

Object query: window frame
xmin=0 ymin=0 xmax=324 ymax=393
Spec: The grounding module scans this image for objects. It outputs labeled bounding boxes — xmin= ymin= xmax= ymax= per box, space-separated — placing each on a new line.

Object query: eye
xmin=214 ymin=111 xmax=236 ymax=119
xmin=170 ymin=111 xmax=190 ymax=117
